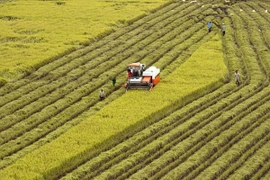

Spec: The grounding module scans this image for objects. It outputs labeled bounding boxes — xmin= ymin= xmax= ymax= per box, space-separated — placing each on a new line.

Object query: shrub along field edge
xmin=0 ymin=34 xmax=228 ymax=179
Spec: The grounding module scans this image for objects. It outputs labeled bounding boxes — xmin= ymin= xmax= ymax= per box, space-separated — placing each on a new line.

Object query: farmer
xmin=133 ymin=68 xmax=139 ymax=77
xmin=127 ymin=69 xmax=132 ymax=79
xmin=99 ymin=88 xmax=105 ymax=100
xmin=208 ymin=21 xmax=212 ymax=32
xmin=221 ymin=23 xmax=226 ymax=36
xmin=235 ymin=70 xmax=241 ymax=86
xmin=112 ymin=77 xmax=116 ymax=86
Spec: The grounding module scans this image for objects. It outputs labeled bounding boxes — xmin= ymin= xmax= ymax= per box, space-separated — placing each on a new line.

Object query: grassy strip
xmin=0 ymin=34 xmax=227 ymax=179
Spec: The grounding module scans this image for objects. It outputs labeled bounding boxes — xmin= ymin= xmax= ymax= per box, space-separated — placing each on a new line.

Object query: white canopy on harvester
xmin=142 ymin=66 xmax=160 ymax=79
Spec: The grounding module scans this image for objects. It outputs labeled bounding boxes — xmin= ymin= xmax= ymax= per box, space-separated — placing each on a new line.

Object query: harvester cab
xmin=125 ymin=62 xmax=160 ymax=91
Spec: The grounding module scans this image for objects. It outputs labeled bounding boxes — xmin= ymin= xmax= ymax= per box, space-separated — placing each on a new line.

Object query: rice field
xmin=0 ymin=0 xmax=168 ymax=80
xmin=0 ymin=0 xmax=270 ymax=179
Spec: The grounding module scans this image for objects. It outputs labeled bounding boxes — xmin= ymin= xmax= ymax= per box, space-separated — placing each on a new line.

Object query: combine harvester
xmin=124 ymin=62 xmax=160 ymax=91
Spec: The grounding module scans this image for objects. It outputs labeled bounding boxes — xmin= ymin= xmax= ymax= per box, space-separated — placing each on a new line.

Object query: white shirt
xmin=235 ymin=73 xmax=240 ymax=80
xmin=99 ymin=91 xmax=105 ymax=98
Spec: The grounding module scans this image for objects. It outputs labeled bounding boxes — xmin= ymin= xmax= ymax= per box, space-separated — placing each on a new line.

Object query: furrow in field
xmin=180 ymin=102 xmax=270 ymax=180
xmin=213 ymin=127 xmax=270 ymax=180
xmin=163 ymin=110 xmax=270 ymax=180
xmin=257 ymin=1 xmax=270 ymax=16
xmin=228 ymin=11 xmax=249 ymax=82
xmin=242 ymin=3 xmax=270 ymax=67
xmin=227 ymin=138 xmax=270 ymax=180
xmin=260 ymin=169 xmax=270 ymax=180
xmin=250 ymin=154 xmax=270 ymax=180
xmin=114 ymin=84 xmax=269 ymax=180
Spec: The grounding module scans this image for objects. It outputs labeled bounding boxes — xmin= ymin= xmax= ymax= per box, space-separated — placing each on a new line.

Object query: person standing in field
xmin=99 ymin=88 xmax=105 ymax=100
xmin=112 ymin=77 xmax=116 ymax=86
xmin=208 ymin=21 xmax=212 ymax=33
xmin=221 ymin=23 xmax=226 ymax=36
xmin=127 ymin=69 xmax=132 ymax=79
xmin=235 ymin=70 xmax=241 ymax=86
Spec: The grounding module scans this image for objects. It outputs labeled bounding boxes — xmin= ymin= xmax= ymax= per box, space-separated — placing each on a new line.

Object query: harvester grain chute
xmin=124 ymin=62 xmax=160 ymax=91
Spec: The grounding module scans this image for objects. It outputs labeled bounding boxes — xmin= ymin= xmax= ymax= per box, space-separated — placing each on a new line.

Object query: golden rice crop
xmin=0 ymin=34 xmax=228 ymax=179
xmin=0 ymin=0 xmax=169 ymax=80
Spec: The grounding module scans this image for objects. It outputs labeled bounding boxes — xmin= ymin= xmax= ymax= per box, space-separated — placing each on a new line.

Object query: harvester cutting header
xmin=124 ymin=62 xmax=160 ymax=91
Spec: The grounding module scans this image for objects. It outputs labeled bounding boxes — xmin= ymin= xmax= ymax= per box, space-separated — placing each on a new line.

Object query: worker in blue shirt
xmin=208 ymin=21 xmax=212 ymax=33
